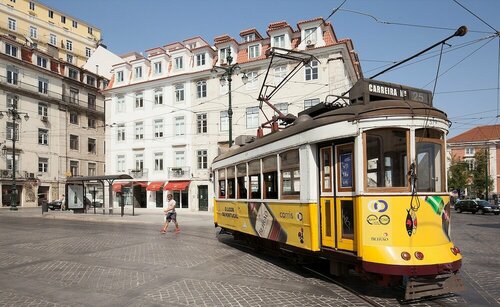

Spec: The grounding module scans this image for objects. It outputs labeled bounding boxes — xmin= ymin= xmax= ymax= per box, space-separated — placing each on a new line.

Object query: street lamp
xmin=210 ymin=49 xmax=248 ymax=147
xmin=0 ymin=106 xmax=29 ymax=211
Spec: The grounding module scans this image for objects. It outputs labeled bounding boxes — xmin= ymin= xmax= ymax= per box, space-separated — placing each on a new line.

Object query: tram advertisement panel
xmin=361 ymin=195 xmax=451 ymax=247
xmin=216 ymin=200 xmax=319 ymax=251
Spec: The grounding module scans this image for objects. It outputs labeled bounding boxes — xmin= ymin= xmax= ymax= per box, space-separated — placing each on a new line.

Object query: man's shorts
xmin=165 ymin=212 xmax=177 ymax=222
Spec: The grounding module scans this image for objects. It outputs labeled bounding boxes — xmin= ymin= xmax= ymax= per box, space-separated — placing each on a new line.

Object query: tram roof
xmin=213 ymin=98 xmax=448 ymax=163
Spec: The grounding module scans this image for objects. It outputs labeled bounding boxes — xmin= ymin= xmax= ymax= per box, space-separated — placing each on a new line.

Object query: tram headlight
xmin=414 ymin=251 xmax=424 ymax=260
xmin=450 ymin=246 xmax=461 ymax=255
xmin=401 ymin=251 xmax=411 ymax=261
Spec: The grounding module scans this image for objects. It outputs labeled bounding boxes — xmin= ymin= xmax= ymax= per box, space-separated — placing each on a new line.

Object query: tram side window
xmin=365 ymin=129 xmax=408 ymax=188
xmin=263 ymin=155 xmax=278 ymax=199
xmin=281 ymin=149 xmax=300 ymax=198
xmin=227 ymin=166 xmax=236 ymax=198
xmin=237 ymin=163 xmax=247 ymax=199
xmin=321 ymin=147 xmax=332 ymax=192
xmin=248 ymin=160 xmax=261 ymax=199
xmin=218 ymin=169 xmax=226 ymax=198
xmin=415 ymin=129 xmax=444 ymax=192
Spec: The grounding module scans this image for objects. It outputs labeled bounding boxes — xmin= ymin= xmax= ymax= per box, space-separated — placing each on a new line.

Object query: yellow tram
xmin=212 ymin=79 xmax=463 ymax=300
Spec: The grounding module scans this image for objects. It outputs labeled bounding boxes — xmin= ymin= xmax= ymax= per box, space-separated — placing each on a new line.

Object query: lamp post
xmin=210 ymin=49 xmax=248 ymax=147
xmin=0 ymin=105 xmax=29 ymax=211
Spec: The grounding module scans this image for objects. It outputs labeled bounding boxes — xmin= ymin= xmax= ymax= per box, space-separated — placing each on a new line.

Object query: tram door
xmin=320 ymin=143 xmax=356 ymax=252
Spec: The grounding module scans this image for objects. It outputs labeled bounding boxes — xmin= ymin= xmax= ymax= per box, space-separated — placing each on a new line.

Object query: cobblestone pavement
xmin=0 ymin=208 xmax=498 ymax=306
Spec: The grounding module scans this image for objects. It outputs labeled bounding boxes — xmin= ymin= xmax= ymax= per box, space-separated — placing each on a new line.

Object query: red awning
xmin=112 ymin=182 xmax=131 ymax=192
xmin=133 ymin=181 xmax=148 ymax=188
xmin=146 ymin=181 xmax=165 ymax=191
xmin=164 ymin=181 xmax=190 ymax=191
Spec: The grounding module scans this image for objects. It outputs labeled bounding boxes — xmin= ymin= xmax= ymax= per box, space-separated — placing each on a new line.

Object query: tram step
xmin=405 ymin=273 xmax=464 ymax=300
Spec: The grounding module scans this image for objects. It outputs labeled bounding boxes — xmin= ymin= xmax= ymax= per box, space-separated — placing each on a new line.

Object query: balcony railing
xmin=129 ymin=168 xmax=148 ymax=179
xmin=167 ymin=166 xmax=191 ymax=180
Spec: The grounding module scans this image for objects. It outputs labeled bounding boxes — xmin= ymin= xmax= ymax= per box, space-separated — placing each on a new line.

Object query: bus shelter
xmin=65 ymin=174 xmax=132 ymax=215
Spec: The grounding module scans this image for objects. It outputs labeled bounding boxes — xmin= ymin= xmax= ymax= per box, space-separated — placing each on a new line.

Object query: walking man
xmin=160 ymin=194 xmax=180 ymax=234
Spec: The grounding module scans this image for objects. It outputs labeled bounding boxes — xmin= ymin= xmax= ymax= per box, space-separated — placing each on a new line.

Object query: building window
xmin=274 ymin=66 xmax=286 ymax=85
xmin=61 ymin=16 xmax=66 ymax=23
xmin=117 ymin=124 xmax=125 ymax=141
xmin=49 ymin=34 xmax=57 ymax=46
xmin=69 ymin=112 xmax=78 ymax=124
xmin=197 ymin=113 xmax=207 ymax=134
xmin=88 ymin=27 xmax=93 ymax=35
xmin=154 ymin=119 xmax=164 ymax=138
xmin=246 ymin=107 xmax=259 ymax=129
xmin=86 ymin=75 xmax=95 ymax=86
xmin=69 ymin=135 xmax=79 ymax=150
xmin=304 ymin=98 xmax=320 ymax=109
xmin=197 ymin=150 xmax=208 ymax=169
xmin=29 ymin=26 xmax=37 ymax=39
xmin=48 ymin=10 xmax=53 ymax=18
xmin=243 ymin=33 xmax=255 ymax=42
xmin=304 ymin=27 xmax=317 ymax=45
xmin=88 ymin=138 xmax=96 ymax=154
xmin=66 ymin=54 xmax=73 ymax=64
xmin=37 ymin=56 xmax=47 ymax=68
xmin=85 ymin=47 xmax=92 ymax=57
xmin=245 ymin=71 xmax=258 ymax=89
xmin=88 ymin=117 xmax=96 ymax=128
xmin=39 ymin=157 xmax=48 ymax=173
xmin=153 ymin=61 xmax=162 ymax=74
xmin=116 ymin=96 xmax=125 ymax=113
xmin=116 ymin=71 xmax=124 ymax=82
xmin=273 ymin=34 xmax=285 ymax=48
xmin=88 ymin=163 xmax=96 ymax=176
xmin=154 ymin=90 xmax=163 ymax=105
xmin=70 ymin=160 xmax=79 ymax=176
xmin=117 ymin=155 xmax=125 ymax=172
xmin=274 ymin=102 xmax=288 ymax=116
xmin=174 ymin=56 xmax=183 ymax=69
xmin=248 ymin=44 xmax=260 ymax=59
xmin=154 ymin=152 xmax=164 ymax=171
xmin=6 ymin=153 xmax=19 ymax=171
xmin=38 ymin=102 xmax=48 ymax=116
xmin=305 ymin=60 xmax=318 ymax=80
xmin=134 ymin=66 xmax=142 ymax=78
xmin=220 ymin=111 xmax=229 ymax=132
xmin=29 ymin=2 xmax=35 ymax=10
xmin=134 ymin=153 xmax=144 ymax=170
xmin=72 ymin=20 xmax=77 ymax=28
xmin=196 ymin=53 xmax=206 ymax=66
xmin=6 ymin=122 xmax=19 ymax=141
xmin=38 ymin=78 xmax=48 ymax=94
xmin=7 ymin=94 xmax=18 ymax=109
xmin=220 ymin=48 xmax=229 ymax=64
xmin=70 ymin=88 xmax=79 ymax=103
xmin=135 ymin=93 xmax=144 ymax=108
xmin=175 ymin=116 xmax=185 ymax=136
xmin=88 ymin=94 xmax=96 ymax=109
xmin=66 ymin=40 xmax=73 ymax=51
xmin=135 ymin=122 xmax=144 ymax=140
xmin=38 ymin=129 xmax=48 ymax=145
xmin=175 ymin=84 xmax=185 ymax=102
xmin=175 ymin=151 xmax=185 ymax=167
xmin=196 ymin=80 xmax=207 ymax=98
xmin=8 ymin=18 xmax=16 ymax=31
xmin=465 ymin=147 xmax=475 ymax=156
xmin=7 ymin=66 xmax=18 ymax=85
xmin=5 ymin=43 xmax=18 ymax=57
xmin=68 ymin=68 xmax=78 ymax=79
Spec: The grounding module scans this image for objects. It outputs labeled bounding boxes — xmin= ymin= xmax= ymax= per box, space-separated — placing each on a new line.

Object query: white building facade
xmin=104 ymin=18 xmax=362 ymax=211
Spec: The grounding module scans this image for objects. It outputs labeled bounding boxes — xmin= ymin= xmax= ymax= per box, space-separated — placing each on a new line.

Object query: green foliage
xmin=447 ymin=154 xmax=469 ymax=191
xmin=470 ymin=149 xmax=494 ymax=198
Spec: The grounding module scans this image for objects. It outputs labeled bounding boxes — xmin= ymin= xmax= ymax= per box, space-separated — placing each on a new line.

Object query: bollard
xmin=41 ymin=201 xmax=48 ymax=214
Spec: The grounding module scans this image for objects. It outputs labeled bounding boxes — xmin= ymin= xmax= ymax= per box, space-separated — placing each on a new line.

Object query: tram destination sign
xmin=350 ymin=79 xmax=433 ymax=106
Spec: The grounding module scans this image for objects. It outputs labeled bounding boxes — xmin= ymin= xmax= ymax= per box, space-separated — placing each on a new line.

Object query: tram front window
xmin=416 ymin=129 xmax=444 ymax=192
xmin=365 ymin=129 xmax=408 ymax=188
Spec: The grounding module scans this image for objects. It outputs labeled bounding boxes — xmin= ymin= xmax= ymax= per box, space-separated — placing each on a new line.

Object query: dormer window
xmin=220 ymin=48 xmax=229 ymax=64
xmin=188 ymin=43 xmax=197 ymax=49
xmin=68 ymin=68 xmax=78 ymax=79
xmin=174 ymin=56 xmax=183 ymax=70
xmin=304 ymin=28 xmax=317 ymax=45
xmin=273 ymin=35 xmax=285 ymax=48
xmin=248 ymin=44 xmax=260 ymax=59
xmin=243 ymin=33 xmax=255 ymax=42
xmin=116 ymin=70 xmax=124 ymax=82
xmin=134 ymin=66 xmax=142 ymax=78
xmin=196 ymin=53 xmax=206 ymax=66
xmin=153 ymin=61 xmax=162 ymax=74
xmin=465 ymin=147 xmax=475 ymax=156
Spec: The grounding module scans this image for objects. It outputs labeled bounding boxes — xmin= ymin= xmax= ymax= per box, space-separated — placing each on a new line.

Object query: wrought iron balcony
xmin=167 ymin=166 xmax=190 ymax=180
xmin=129 ymin=168 xmax=148 ymax=179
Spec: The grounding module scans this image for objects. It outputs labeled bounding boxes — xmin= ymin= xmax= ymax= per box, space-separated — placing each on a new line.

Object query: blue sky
xmin=40 ymin=0 xmax=500 ymax=137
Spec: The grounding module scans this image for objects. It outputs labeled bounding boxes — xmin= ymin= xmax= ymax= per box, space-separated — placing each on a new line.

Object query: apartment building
xmin=104 ymin=17 xmax=362 ymax=211
xmin=0 ymin=0 xmax=106 ymax=207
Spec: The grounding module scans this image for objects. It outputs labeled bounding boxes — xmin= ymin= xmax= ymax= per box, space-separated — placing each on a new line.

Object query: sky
xmin=39 ymin=0 xmax=500 ymax=138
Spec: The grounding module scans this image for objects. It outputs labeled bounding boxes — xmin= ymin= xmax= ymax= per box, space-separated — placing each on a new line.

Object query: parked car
xmin=48 ymin=200 xmax=64 ymax=210
xmin=455 ymin=199 xmax=500 ymax=215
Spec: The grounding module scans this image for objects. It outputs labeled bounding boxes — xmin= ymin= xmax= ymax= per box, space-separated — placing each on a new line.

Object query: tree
xmin=447 ymin=155 xmax=469 ymax=193
xmin=470 ymin=149 xmax=494 ymax=198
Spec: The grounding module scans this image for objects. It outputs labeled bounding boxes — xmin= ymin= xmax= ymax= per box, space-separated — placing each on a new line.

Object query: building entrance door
xmin=198 ymin=185 xmax=208 ymax=211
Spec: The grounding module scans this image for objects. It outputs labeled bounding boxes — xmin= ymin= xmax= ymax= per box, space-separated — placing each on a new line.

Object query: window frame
xmin=337 ymin=144 xmax=355 ymax=192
